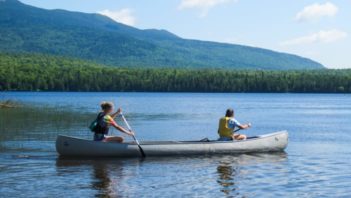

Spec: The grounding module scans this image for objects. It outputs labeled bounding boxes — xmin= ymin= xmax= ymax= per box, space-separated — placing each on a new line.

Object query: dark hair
xmin=225 ymin=108 xmax=234 ymax=117
xmin=100 ymin=101 xmax=114 ymax=111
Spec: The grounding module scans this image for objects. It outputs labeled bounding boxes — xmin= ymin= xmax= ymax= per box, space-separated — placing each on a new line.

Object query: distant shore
xmin=1 ymin=53 xmax=350 ymax=93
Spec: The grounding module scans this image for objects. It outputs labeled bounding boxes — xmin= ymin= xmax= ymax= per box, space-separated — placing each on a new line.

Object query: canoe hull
xmin=56 ymin=131 xmax=288 ymax=157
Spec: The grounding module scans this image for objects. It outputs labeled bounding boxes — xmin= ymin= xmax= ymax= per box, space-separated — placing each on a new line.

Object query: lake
xmin=1 ymin=92 xmax=351 ymax=197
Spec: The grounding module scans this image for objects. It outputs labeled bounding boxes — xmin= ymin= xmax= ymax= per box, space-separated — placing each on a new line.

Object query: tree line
xmin=0 ymin=53 xmax=350 ymax=93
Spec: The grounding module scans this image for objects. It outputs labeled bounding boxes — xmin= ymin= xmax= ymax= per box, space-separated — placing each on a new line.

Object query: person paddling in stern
xmin=93 ymin=101 xmax=134 ymax=142
xmin=218 ymin=108 xmax=251 ymax=141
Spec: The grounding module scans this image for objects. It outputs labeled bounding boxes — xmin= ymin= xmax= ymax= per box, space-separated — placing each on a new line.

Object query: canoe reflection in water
xmin=56 ymin=153 xmax=287 ymax=197
xmin=55 ymin=157 xmax=140 ymax=197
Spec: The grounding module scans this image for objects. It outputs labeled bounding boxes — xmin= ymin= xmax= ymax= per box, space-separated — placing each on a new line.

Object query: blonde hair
xmin=100 ymin=101 xmax=114 ymax=110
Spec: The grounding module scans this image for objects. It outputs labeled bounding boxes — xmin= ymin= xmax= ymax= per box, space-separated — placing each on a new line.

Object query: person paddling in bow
xmin=218 ymin=108 xmax=251 ymax=141
xmin=92 ymin=101 xmax=134 ymax=142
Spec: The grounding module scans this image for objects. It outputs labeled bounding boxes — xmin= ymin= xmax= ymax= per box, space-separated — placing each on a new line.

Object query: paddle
xmin=120 ymin=113 xmax=146 ymax=158
xmin=234 ymin=125 xmax=258 ymax=139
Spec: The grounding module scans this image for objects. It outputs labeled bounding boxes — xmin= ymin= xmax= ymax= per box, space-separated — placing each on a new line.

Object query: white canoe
xmin=56 ymin=131 xmax=288 ymax=157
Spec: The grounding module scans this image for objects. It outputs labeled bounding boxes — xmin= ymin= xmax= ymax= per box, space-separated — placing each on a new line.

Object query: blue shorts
xmin=218 ymin=137 xmax=233 ymax=141
xmin=94 ymin=133 xmax=106 ymax=141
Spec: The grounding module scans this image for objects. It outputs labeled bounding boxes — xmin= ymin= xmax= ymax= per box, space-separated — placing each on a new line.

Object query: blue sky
xmin=21 ymin=0 xmax=351 ymax=69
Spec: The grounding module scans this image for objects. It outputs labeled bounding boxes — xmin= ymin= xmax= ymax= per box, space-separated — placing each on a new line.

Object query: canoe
xmin=56 ymin=131 xmax=288 ymax=157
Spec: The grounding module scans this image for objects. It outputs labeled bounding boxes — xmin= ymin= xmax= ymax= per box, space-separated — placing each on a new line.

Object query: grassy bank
xmin=0 ymin=100 xmax=19 ymax=108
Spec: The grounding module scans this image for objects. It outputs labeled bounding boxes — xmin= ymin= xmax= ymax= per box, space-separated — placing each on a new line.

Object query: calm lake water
xmin=1 ymin=92 xmax=351 ymax=197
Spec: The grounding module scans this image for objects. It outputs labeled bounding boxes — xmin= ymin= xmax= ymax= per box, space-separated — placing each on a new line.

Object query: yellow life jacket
xmin=218 ymin=117 xmax=234 ymax=138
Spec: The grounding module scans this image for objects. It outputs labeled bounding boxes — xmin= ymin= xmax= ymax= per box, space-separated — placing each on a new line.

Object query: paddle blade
xmin=138 ymin=145 xmax=146 ymax=158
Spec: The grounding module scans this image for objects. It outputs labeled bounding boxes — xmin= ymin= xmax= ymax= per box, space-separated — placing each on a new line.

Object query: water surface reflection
xmin=216 ymin=153 xmax=287 ymax=197
xmin=55 ymin=153 xmax=287 ymax=197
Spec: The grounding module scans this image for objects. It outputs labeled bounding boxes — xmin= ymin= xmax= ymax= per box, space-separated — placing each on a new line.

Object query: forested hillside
xmin=0 ymin=53 xmax=349 ymax=93
xmin=0 ymin=0 xmax=324 ymax=70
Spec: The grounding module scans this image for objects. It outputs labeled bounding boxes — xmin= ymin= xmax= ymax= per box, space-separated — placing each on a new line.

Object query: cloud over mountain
xmin=295 ymin=2 xmax=338 ymax=22
xmin=98 ymin=8 xmax=136 ymax=26
xmin=281 ymin=29 xmax=347 ymax=46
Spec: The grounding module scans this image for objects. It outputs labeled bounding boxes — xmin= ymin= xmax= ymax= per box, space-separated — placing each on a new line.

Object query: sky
xmin=20 ymin=0 xmax=351 ymax=69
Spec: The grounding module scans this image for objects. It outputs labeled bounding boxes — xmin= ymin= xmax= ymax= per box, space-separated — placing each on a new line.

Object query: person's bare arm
xmin=107 ymin=115 xmax=133 ymax=136
xmin=111 ymin=108 xmax=122 ymax=119
xmin=113 ymin=124 xmax=134 ymax=136
xmin=238 ymin=123 xmax=251 ymax=129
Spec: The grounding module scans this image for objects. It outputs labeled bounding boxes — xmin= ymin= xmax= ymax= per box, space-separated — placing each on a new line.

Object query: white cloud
xmin=295 ymin=2 xmax=338 ymax=22
xmin=98 ymin=8 xmax=136 ymax=26
xmin=178 ymin=0 xmax=236 ymax=17
xmin=281 ymin=29 xmax=347 ymax=46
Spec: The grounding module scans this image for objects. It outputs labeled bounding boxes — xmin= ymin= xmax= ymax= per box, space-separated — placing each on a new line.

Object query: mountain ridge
xmin=0 ymin=0 xmax=325 ymax=70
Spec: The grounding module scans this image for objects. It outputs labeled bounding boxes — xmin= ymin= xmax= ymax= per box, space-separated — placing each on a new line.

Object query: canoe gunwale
xmin=56 ymin=130 xmax=288 ymax=146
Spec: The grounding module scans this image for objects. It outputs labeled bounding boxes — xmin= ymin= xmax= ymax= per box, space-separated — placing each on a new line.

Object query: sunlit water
xmin=1 ymin=92 xmax=351 ymax=197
